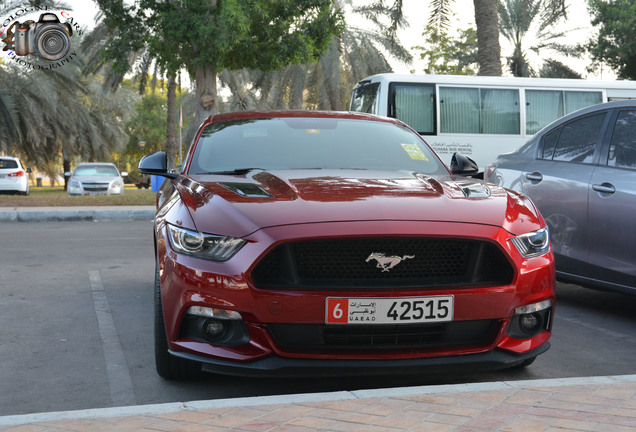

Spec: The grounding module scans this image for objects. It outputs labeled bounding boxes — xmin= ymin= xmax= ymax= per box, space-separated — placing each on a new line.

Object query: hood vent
xmin=219 ymin=182 xmax=274 ymax=198
xmin=456 ymin=181 xmax=491 ymax=198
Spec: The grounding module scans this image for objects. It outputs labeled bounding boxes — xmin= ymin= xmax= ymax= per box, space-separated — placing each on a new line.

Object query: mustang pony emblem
xmin=366 ymin=252 xmax=415 ymax=272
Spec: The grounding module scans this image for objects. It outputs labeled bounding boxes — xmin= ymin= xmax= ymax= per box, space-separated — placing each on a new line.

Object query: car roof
xmin=207 ymin=110 xmax=402 ymax=125
xmin=75 ymin=162 xmax=117 ymax=167
xmin=0 ymin=156 xmax=20 ymax=160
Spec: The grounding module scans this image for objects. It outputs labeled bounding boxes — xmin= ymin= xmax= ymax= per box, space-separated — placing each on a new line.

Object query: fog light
xmin=508 ymin=300 xmax=552 ymax=339
xmin=204 ymin=319 xmax=226 ymax=338
xmin=179 ymin=306 xmax=250 ymax=346
xmin=519 ymin=313 xmax=542 ymax=333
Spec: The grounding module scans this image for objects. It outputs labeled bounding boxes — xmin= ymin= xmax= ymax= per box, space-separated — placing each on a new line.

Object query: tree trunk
xmin=474 ymin=0 xmax=502 ymax=76
xmin=63 ymin=157 xmax=70 ymax=191
xmin=166 ymin=74 xmax=177 ymax=169
xmin=194 ymin=64 xmax=217 ymax=128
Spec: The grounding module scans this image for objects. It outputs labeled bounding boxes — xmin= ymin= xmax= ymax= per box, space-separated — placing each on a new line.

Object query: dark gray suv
xmin=486 ymin=100 xmax=636 ymax=294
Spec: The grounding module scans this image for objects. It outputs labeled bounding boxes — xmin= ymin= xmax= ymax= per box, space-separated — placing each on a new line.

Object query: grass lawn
xmin=0 ymin=186 xmax=157 ymax=207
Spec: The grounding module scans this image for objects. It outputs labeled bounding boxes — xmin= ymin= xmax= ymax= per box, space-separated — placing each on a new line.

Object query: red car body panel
xmin=149 ymin=110 xmax=555 ymax=377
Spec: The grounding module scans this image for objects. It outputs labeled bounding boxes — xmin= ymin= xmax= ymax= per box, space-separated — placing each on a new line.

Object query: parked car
xmin=486 ymin=100 xmax=636 ymax=294
xmin=140 ymin=110 xmax=555 ymax=380
xmin=0 ymin=156 xmax=30 ymax=195
xmin=66 ymin=162 xmax=127 ymax=196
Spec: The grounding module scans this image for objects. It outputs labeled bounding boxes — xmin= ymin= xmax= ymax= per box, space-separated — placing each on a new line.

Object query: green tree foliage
xmin=95 ymin=0 xmax=344 ymax=126
xmin=585 ymin=0 xmax=636 ymax=79
xmin=539 ymin=58 xmax=582 ymax=78
xmin=414 ymin=23 xmax=477 ymax=75
xmin=218 ymin=0 xmax=412 ymax=112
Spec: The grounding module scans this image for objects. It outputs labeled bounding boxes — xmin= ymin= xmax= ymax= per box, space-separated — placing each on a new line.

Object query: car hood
xmin=174 ymin=169 xmax=542 ymax=238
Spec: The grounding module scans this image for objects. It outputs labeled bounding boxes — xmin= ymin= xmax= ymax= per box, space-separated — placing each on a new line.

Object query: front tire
xmin=154 ymin=262 xmax=200 ymax=379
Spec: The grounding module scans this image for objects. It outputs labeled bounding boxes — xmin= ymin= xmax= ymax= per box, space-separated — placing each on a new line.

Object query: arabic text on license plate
xmin=326 ymin=296 xmax=454 ymax=324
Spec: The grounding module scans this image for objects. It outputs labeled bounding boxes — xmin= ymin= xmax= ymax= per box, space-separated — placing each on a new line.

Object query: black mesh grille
xmin=268 ymin=320 xmax=500 ymax=351
xmin=251 ymin=238 xmax=513 ymax=289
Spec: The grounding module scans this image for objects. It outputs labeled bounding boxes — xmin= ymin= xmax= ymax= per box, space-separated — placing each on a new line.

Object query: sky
xmin=59 ymin=0 xmax=611 ymax=81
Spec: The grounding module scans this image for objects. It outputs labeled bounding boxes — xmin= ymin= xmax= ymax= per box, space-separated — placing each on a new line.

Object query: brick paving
xmin=1 ymin=375 xmax=635 ymax=432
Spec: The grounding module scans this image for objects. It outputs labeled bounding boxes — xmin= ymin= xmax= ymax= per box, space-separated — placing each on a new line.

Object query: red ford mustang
xmin=139 ymin=111 xmax=555 ymax=379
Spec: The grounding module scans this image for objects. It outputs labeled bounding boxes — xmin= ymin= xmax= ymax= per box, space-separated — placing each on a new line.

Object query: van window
xmin=350 ymin=82 xmax=380 ymax=114
xmin=391 ymin=83 xmax=435 ymax=134
xmin=439 ymin=87 xmax=520 ymax=135
xmin=526 ymin=90 xmax=602 ymax=135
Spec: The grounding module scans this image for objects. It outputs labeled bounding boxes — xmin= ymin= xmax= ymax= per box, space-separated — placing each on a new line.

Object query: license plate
xmin=326 ymin=296 xmax=454 ymax=324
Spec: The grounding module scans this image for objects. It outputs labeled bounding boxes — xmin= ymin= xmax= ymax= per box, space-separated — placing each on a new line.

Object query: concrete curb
xmin=1 ymin=374 xmax=635 ymax=427
xmin=0 ymin=207 xmax=155 ymax=222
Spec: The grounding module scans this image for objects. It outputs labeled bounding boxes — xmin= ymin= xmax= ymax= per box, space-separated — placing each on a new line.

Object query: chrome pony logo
xmin=366 ymin=252 xmax=415 ymax=272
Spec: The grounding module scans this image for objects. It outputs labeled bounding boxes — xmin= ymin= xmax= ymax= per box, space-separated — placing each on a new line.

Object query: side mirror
xmin=120 ymin=171 xmax=129 ymax=177
xmin=26 ymin=167 xmax=33 ymax=174
xmin=139 ymin=151 xmax=178 ymax=179
xmin=450 ymin=153 xmax=480 ymax=177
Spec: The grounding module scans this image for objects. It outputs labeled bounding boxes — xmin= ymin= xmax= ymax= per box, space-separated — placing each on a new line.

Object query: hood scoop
xmin=456 ymin=181 xmax=491 ymax=198
xmin=219 ymin=182 xmax=274 ymax=198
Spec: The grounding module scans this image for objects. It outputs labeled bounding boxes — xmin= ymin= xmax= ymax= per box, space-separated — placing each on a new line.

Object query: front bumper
xmin=157 ymin=219 xmax=555 ymax=375
xmin=171 ymin=343 xmax=550 ymax=378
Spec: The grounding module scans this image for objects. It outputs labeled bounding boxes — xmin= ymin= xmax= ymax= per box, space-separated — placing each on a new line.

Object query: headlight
xmin=111 ymin=179 xmax=123 ymax=189
xmin=167 ymin=224 xmax=246 ymax=261
xmin=511 ymin=227 xmax=550 ymax=258
xmin=69 ymin=179 xmax=81 ymax=189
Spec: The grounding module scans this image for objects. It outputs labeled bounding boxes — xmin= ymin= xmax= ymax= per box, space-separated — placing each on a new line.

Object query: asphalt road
xmin=1 ymin=221 xmax=635 ymax=416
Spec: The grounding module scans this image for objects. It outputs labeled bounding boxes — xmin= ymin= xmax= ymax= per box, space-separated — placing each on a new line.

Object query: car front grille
xmin=251 ymin=238 xmax=513 ymax=289
xmin=268 ymin=320 xmax=500 ymax=351
xmin=83 ymin=182 xmax=109 ymax=192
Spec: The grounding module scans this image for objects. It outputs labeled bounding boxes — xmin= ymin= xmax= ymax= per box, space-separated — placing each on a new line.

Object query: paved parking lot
xmin=1 ymin=215 xmax=635 ymax=430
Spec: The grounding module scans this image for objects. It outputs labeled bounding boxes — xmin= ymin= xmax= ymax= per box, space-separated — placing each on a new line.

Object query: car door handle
xmin=592 ymin=182 xmax=616 ymax=195
xmin=525 ymin=172 xmax=543 ymax=182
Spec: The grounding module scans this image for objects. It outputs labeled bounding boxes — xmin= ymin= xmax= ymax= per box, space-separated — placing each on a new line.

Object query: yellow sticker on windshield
xmin=307 ymin=129 xmax=321 ymax=134
xmin=401 ymin=143 xmax=429 ymax=161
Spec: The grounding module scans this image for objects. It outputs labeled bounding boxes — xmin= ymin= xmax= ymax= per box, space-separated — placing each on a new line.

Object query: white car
xmin=0 ymin=156 xmax=30 ymax=195
xmin=66 ymin=163 xmax=128 ymax=196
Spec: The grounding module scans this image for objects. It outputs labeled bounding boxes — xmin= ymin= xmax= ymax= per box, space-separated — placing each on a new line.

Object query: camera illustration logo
xmin=2 ymin=12 xmax=72 ymax=61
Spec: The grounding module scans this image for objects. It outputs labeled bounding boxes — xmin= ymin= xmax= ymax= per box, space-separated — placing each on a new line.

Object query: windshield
xmin=189 ymin=117 xmax=447 ymax=175
xmin=74 ymin=165 xmax=119 ymax=176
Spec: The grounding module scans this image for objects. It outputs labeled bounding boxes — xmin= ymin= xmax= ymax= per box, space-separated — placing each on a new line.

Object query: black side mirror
xmin=139 ymin=151 xmax=178 ymax=179
xmin=450 ymin=153 xmax=480 ymax=177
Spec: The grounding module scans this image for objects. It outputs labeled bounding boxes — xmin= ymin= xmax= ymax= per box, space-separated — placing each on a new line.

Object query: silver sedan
xmin=486 ymin=100 xmax=636 ymax=294
xmin=66 ymin=162 xmax=128 ymax=196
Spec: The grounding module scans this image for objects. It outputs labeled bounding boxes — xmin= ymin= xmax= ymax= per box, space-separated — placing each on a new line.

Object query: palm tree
xmin=0 ymin=55 xmax=133 ymax=181
xmin=428 ymin=0 xmax=568 ymax=76
xmin=428 ymin=0 xmax=500 ymax=75
xmin=498 ymin=0 xmax=572 ymax=77
xmin=473 ymin=0 xmax=502 ymax=76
